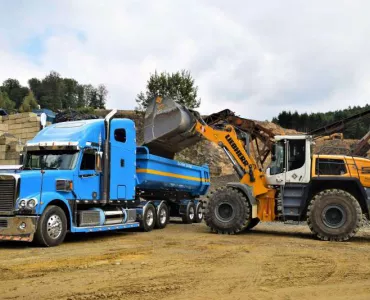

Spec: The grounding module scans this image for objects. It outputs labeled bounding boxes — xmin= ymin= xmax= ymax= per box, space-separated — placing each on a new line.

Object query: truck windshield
xmin=23 ymin=150 xmax=79 ymax=170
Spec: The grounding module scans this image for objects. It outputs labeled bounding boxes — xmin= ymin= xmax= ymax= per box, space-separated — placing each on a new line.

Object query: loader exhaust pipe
xmin=101 ymin=109 xmax=117 ymax=205
xmin=143 ymin=97 xmax=202 ymax=158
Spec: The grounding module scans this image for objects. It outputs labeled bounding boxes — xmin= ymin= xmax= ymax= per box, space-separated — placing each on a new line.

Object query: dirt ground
xmin=2 ymin=222 xmax=370 ymax=300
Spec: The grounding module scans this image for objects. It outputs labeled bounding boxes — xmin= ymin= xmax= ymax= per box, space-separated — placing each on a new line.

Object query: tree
xmin=96 ymin=84 xmax=107 ymax=109
xmin=39 ymin=71 xmax=66 ymax=110
xmin=19 ymin=91 xmax=39 ymax=112
xmin=0 ymin=91 xmax=16 ymax=111
xmin=136 ymin=70 xmax=201 ymax=111
xmin=1 ymin=78 xmax=29 ymax=108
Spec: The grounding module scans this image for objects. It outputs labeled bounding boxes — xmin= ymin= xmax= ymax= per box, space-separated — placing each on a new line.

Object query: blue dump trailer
xmin=0 ymin=110 xmax=210 ymax=246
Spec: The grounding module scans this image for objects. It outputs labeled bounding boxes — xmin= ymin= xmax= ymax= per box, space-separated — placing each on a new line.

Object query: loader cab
xmin=266 ymin=135 xmax=312 ymax=186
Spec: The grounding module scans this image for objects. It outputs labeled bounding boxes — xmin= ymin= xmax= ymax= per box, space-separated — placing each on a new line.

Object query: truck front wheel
xmin=34 ymin=205 xmax=67 ymax=247
xmin=307 ymin=189 xmax=362 ymax=241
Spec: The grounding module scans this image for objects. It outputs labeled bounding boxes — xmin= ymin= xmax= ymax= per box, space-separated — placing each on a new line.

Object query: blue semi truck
xmin=0 ymin=110 xmax=210 ymax=246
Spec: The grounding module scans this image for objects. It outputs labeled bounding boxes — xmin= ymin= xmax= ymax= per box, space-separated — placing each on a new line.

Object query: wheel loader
xmin=144 ymin=97 xmax=370 ymax=241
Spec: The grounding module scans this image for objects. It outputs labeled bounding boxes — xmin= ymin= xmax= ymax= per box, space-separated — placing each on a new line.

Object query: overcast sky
xmin=0 ymin=0 xmax=369 ymax=120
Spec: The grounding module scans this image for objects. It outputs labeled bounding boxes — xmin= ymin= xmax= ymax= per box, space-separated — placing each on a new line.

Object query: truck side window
xmin=288 ymin=140 xmax=305 ymax=171
xmin=114 ymin=129 xmax=126 ymax=143
xmin=80 ymin=149 xmax=96 ymax=170
xmin=315 ymin=158 xmax=347 ymax=175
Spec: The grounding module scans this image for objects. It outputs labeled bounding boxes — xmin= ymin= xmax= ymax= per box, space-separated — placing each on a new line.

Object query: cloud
xmin=0 ymin=0 xmax=370 ymax=120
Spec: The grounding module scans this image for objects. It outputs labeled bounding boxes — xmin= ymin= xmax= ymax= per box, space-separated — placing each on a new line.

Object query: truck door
xmin=109 ymin=119 xmax=136 ymax=201
xmin=75 ymin=148 xmax=100 ymax=200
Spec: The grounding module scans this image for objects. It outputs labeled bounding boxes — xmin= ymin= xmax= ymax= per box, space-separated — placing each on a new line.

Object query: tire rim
xmin=146 ymin=209 xmax=154 ymax=227
xmin=47 ymin=214 xmax=63 ymax=240
xmin=159 ymin=207 xmax=167 ymax=225
xmin=189 ymin=206 xmax=195 ymax=220
xmin=215 ymin=202 xmax=235 ymax=223
xmin=197 ymin=205 xmax=203 ymax=219
xmin=322 ymin=205 xmax=347 ymax=229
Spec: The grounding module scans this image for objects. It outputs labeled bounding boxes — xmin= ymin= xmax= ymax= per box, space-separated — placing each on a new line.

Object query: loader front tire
xmin=307 ymin=189 xmax=362 ymax=241
xmin=204 ymin=187 xmax=251 ymax=234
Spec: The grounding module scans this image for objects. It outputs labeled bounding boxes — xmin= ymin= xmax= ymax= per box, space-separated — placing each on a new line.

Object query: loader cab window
xmin=114 ymin=129 xmax=126 ymax=143
xmin=80 ymin=149 xmax=96 ymax=170
xmin=270 ymin=141 xmax=285 ymax=175
xmin=287 ymin=139 xmax=305 ymax=171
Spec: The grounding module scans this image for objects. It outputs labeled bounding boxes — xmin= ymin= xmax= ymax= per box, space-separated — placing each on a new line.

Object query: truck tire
xmin=142 ymin=203 xmax=156 ymax=232
xmin=182 ymin=202 xmax=196 ymax=224
xmin=307 ymin=189 xmax=362 ymax=241
xmin=204 ymin=187 xmax=250 ymax=234
xmin=34 ymin=205 xmax=67 ymax=247
xmin=246 ymin=218 xmax=260 ymax=230
xmin=194 ymin=202 xmax=203 ymax=223
xmin=155 ymin=202 xmax=169 ymax=229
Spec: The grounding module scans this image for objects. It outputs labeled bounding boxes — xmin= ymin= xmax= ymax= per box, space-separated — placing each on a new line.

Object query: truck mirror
xmin=95 ymin=151 xmax=103 ymax=173
xmin=19 ymin=153 xmax=24 ymax=165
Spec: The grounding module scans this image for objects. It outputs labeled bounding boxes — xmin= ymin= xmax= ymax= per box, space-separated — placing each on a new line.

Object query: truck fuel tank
xmin=144 ymin=97 xmax=202 ymax=158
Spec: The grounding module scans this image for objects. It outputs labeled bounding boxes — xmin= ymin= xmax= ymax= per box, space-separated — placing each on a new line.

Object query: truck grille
xmin=0 ymin=219 xmax=8 ymax=228
xmin=0 ymin=177 xmax=16 ymax=213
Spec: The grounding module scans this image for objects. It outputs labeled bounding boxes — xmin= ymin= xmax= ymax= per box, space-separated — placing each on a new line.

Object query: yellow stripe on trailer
xmin=136 ymin=168 xmax=209 ymax=182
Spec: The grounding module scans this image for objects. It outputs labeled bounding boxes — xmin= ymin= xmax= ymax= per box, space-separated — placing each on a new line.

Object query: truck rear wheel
xmin=194 ymin=202 xmax=203 ymax=223
xmin=155 ymin=202 xmax=169 ymax=229
xmin=182 ymin=202 xmax=196 ymax=224
xmin=34 ymin=205 xmax=67 ymax=247
xmin=142 ymin=203 xmax=156 ymax=232
xmin=307 ymin=189 xmax=362 ymax=241
xmin=204 ymin=187 xmax=250 ymax=234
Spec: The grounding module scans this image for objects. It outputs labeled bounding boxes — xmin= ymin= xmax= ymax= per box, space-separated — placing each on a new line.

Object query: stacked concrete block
xmin=0 ymin=112 xmax=41 ymax=165
xmin=0 ymin=113 xmax=41 ymax=144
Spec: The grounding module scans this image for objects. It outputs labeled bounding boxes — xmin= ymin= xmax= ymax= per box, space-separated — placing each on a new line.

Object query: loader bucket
xmin=143 ymin=97 xmax=202 ymax=158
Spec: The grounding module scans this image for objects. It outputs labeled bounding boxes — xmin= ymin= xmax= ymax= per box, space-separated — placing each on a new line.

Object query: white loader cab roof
xmin=274 ymin=134 xmax=312 ymax=141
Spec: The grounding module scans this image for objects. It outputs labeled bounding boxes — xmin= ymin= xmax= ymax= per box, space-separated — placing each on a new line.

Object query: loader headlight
xmin=27 ymin=198 xmax=38 ymax=209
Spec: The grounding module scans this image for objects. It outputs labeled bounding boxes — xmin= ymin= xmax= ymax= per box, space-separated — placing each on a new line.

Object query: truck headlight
xmin=27 ymin=198 xmax=38 ymax=209
xmin=19 ymin=199 xmax=26 ymax=208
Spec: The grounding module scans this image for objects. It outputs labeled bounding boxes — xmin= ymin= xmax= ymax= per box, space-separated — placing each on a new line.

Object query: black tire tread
xmin=204 ymin=186 xmax=251 ymax=234
xmin=307 ymin=189 xmax=362 ymax=242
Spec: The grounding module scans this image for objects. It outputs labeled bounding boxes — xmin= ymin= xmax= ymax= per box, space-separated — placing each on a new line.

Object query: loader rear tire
xmin=204 ymin=187 xmax=251 ymax=234
xmin=307 ymin=189 xmax=362 ymax=241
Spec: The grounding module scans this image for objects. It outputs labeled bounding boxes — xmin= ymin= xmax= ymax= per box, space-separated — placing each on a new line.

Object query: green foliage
xmin=0 ymin=71 xmax=108 ymax=112
xmin=0 ymin=79 xmax=29 ymax=108
xmin=76 ymin=106 xmax=95 ymax=114
xmin=0 ymin=91 xmax=16 ymax=111
xmin=136 ymin=70 xmax=201 ymax=111
xmin=272 ymin=104 xmax=370 ymax=139
xmin=19 ymin=91 xmax=39 ymax=112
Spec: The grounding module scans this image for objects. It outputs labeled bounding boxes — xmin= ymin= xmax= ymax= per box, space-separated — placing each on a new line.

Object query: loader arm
xmin=192 ymin=120 xmax=269 ymax=197
xmin=144 ymin=96 xmax=269 ymax=197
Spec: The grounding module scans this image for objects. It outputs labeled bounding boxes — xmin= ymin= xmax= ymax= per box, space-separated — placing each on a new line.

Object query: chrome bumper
xmin=0 ymin=216 xmax=38 ymax=242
